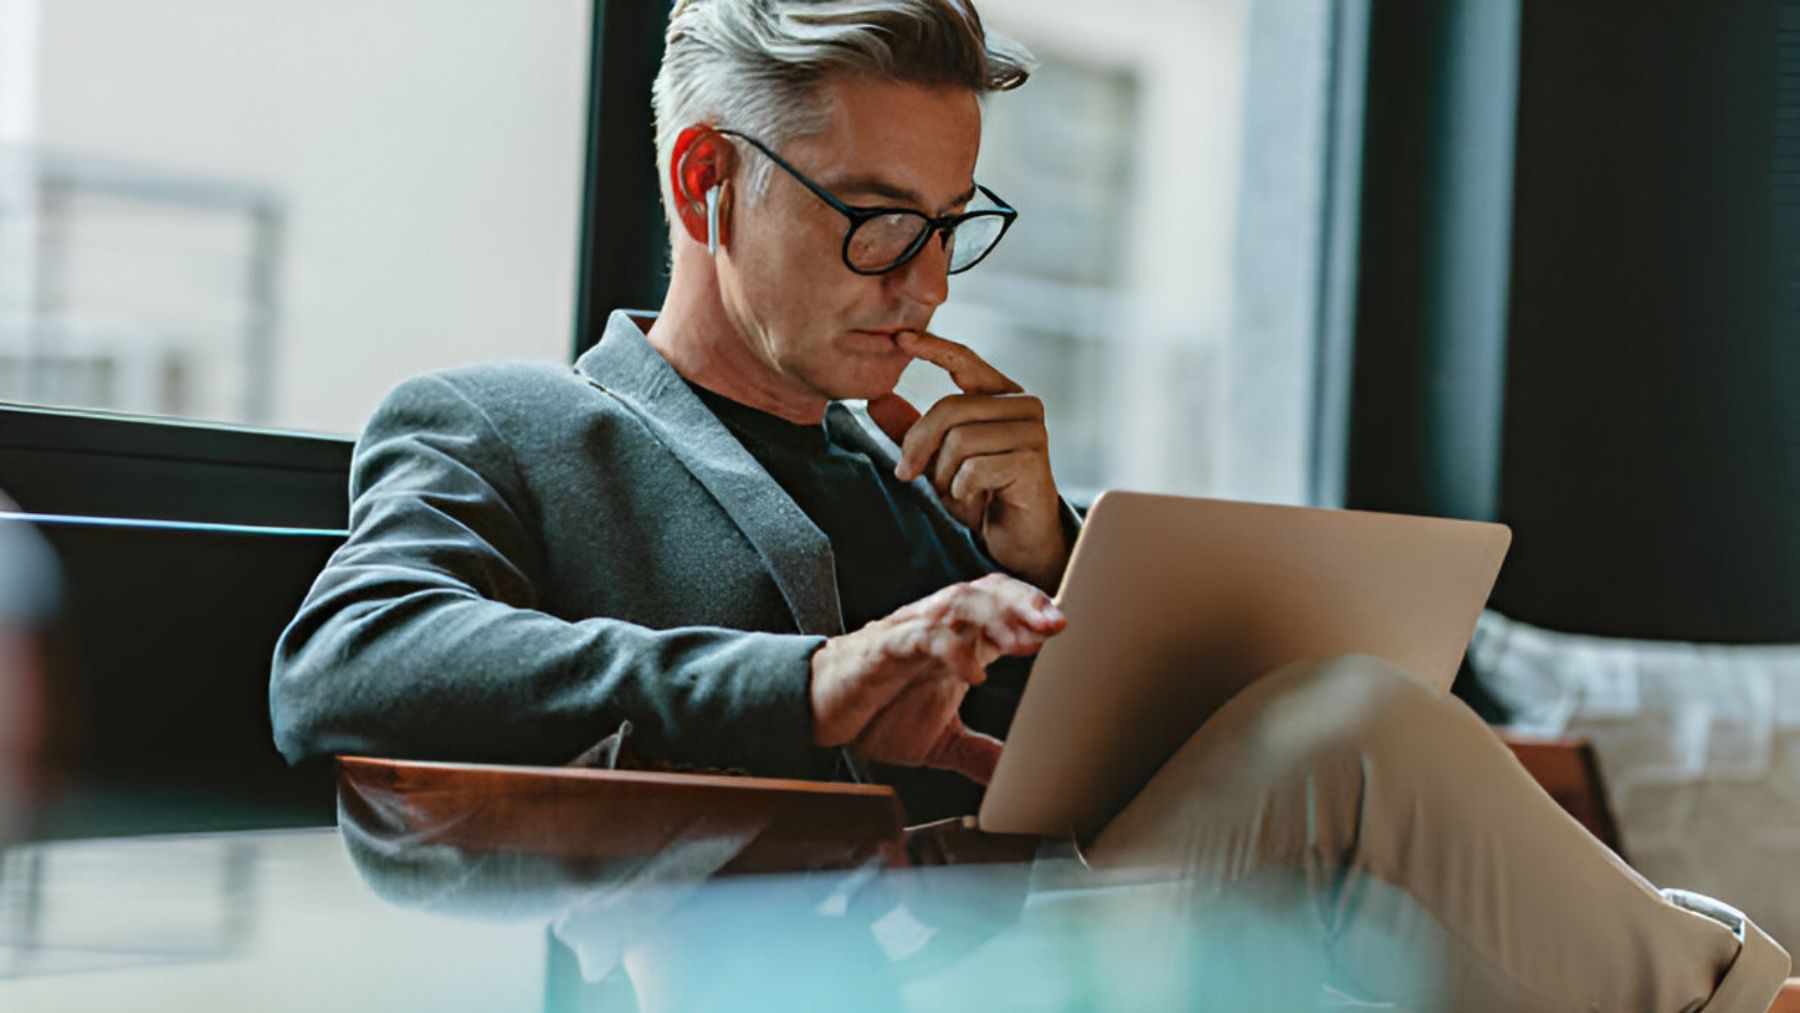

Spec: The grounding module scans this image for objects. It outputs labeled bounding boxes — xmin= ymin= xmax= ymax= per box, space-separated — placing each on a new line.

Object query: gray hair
xmin=651 ymin=0 xmax=1035 ymax=226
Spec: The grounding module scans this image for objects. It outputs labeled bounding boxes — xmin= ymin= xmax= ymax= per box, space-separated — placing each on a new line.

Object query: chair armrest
xmin=1494 ymin=730 xmax=1626 ymax=858
xmin=337 ymin=755 xmax=909 ymax=873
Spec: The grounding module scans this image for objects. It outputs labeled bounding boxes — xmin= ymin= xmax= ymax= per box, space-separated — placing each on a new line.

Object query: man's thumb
xmin=930 ymin=725 xmax=1004 ymax=786
xmin=867 ymin=391 xmax=921 ymax=447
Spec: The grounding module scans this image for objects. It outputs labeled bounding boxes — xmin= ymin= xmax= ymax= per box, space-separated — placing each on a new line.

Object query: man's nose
xmin=886 ymin=232 xmax=951 ymax=308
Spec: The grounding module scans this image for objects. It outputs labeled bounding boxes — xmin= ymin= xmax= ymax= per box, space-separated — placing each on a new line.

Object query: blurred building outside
xmin=0 ymin=0 xmax=591 ymax=438
xmin=905 ymin=0 xmax=1338 ymax=506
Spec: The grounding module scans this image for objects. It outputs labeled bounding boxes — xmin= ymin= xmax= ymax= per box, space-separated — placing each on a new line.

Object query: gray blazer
xmin=270 ymin=310 xmax=1021 ymax=780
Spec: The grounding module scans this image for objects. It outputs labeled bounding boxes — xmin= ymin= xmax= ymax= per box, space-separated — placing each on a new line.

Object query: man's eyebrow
xmin=832 ymin=176 xmax=979 ymax=214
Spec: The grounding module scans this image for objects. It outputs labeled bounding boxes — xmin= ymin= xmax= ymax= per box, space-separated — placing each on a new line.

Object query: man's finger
xmin=949 ymin=452 xmax=1019 ymax=507
xmin=923 ymin=623 xmax=988 ymax=684
xmin=909 ymin=575 xmax=1065 ymax=656
xmin=852 ymin=676 xmax=960 ymax=765
xmin=982 ymin=618 xmax=1059 ymax=658
xmin=927 ymin=725 xmax=1005 ymax=785
xmin=941 ymin=487 xmax=987 ymax=533
xmin=867 ymin=391 xmax=921 ymax=447
xmin=925 ymin=582 xmax=1053 ymax=656
xmin=928 ymin=420 xmax=1045 ymax=492
xmin=810 ymin=622 xmax=941 ymax=746
xmin=951 ymin=574 xmax=1067 ymax=652
xmin=897 ymin=330 xmax=1022 ymax=396
xmin=896 ymin=393 xmax=1043 ymax=482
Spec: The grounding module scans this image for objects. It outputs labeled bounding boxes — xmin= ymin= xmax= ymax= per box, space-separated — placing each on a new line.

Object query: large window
xmin=0 ymin=0 xmax=592 ymax=435
xmin=1 ymin=0 xmax=1356 ymax=510
xmin=912 ymin=0 xmax=1356 ymax=505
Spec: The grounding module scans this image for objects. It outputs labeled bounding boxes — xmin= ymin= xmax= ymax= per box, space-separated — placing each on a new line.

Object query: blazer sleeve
xmin=268 ymin=373 xmax=835 ymax=779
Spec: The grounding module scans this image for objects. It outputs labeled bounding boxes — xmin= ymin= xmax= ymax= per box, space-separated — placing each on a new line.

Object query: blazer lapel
xmin=575 ymin=312 xmax=844 ymax=637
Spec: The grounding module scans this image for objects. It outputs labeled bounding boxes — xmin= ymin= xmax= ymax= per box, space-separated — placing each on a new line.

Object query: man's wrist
xmin=798 ymin=636 xmax=847 ymax=780
xmin=1009 ymin=524 xmax=1071 ymax=593
xmin=808 ymin=633 xmax=861 ymax=748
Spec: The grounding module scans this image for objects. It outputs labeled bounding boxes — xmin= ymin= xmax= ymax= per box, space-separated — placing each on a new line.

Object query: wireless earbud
xmin=705 ymin=184 xmax=722 ymax=256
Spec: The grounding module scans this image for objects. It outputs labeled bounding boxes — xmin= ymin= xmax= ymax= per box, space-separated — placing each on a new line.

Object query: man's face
xmin=717 ymin=75 xmax=982 ymax=401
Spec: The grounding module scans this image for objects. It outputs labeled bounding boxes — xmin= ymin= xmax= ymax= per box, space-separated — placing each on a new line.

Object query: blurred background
xmin=1 ymin=0 xmax=1798 ymax=976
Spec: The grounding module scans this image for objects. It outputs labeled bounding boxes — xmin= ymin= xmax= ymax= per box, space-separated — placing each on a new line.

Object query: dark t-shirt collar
xmin=684 ymin=381 xmax=831 ymax=455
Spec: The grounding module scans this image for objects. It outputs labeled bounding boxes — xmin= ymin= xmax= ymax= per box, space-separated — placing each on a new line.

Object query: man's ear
xmin=669 ymin=126 xmax=735 ymax=250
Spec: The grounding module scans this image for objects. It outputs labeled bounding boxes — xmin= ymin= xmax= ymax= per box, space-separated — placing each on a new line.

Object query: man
xmin=271 ymin=1 xmax=1795 ymax=1008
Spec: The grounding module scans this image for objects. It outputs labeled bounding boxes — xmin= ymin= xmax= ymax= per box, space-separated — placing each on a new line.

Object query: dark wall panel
xmin=1494 ymin=0 xmax=1799 ymax=641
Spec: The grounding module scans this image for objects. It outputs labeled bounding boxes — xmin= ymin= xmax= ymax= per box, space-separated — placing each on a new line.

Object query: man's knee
xmin=1195 ymin=656 xmax=1459 ymax=854
xmin=1253 ymin=654 xmax=1444 ymax=744
xmin=1092 ymin=655 xmax=1465 ymax=870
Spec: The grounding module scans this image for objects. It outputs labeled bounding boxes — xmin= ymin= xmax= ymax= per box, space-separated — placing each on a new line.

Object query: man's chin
xmin=813 ymin=361 xmax=911 ymax=403
xmin=831 ymin=371 xmax=911 ymax=403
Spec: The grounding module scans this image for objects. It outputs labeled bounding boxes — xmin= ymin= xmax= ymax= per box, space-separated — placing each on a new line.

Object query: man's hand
xmin=810 ymin=573 xmax=1066 ymax=785
xmin=867 ymin=331 xmax=1070 ymax=592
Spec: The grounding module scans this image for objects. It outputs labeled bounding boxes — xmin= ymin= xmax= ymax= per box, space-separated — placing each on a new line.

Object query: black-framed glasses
xmin=714 ymin=128 xmax=1018 ymax=276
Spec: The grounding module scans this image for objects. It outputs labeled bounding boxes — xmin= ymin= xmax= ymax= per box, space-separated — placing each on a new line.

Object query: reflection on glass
xmin=335 ymin=762 xmax=1445 ymax=1012
xmin=0 ymin=837 xmax=255 ymax=980
xmin=0 ymin=508 xmax=56 ymax=842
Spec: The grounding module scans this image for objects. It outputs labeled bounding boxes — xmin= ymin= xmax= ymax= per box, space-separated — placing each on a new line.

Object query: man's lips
xmin=849 ymin=332 xmax=914 ymax=356
xmin=850 ymin=327 xmax=916 ymax=350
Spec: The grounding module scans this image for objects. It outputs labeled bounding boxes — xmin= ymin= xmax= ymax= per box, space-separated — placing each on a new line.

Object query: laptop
xmin=976 ymin=491 xmax=1511 ymax=840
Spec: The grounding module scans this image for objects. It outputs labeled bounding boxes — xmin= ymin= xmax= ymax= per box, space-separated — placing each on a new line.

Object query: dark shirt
xmin=690 ymin=384 xmax=1030 ymax=821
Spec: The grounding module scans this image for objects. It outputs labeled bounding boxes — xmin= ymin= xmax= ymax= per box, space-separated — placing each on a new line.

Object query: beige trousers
xmin=1080 ymin=654 xmax=1791 ymax=1012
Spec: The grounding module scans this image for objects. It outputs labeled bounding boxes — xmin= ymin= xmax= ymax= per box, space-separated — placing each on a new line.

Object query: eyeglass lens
xmin=847 ymin=211 xmax=1009 ymax=274
xmin=947 ymin=214 xmax=1006 ymax=272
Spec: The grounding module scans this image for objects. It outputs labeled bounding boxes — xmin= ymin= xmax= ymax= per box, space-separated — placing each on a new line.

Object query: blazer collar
xmin=575 ymin=311 xmax=844 ymax=636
